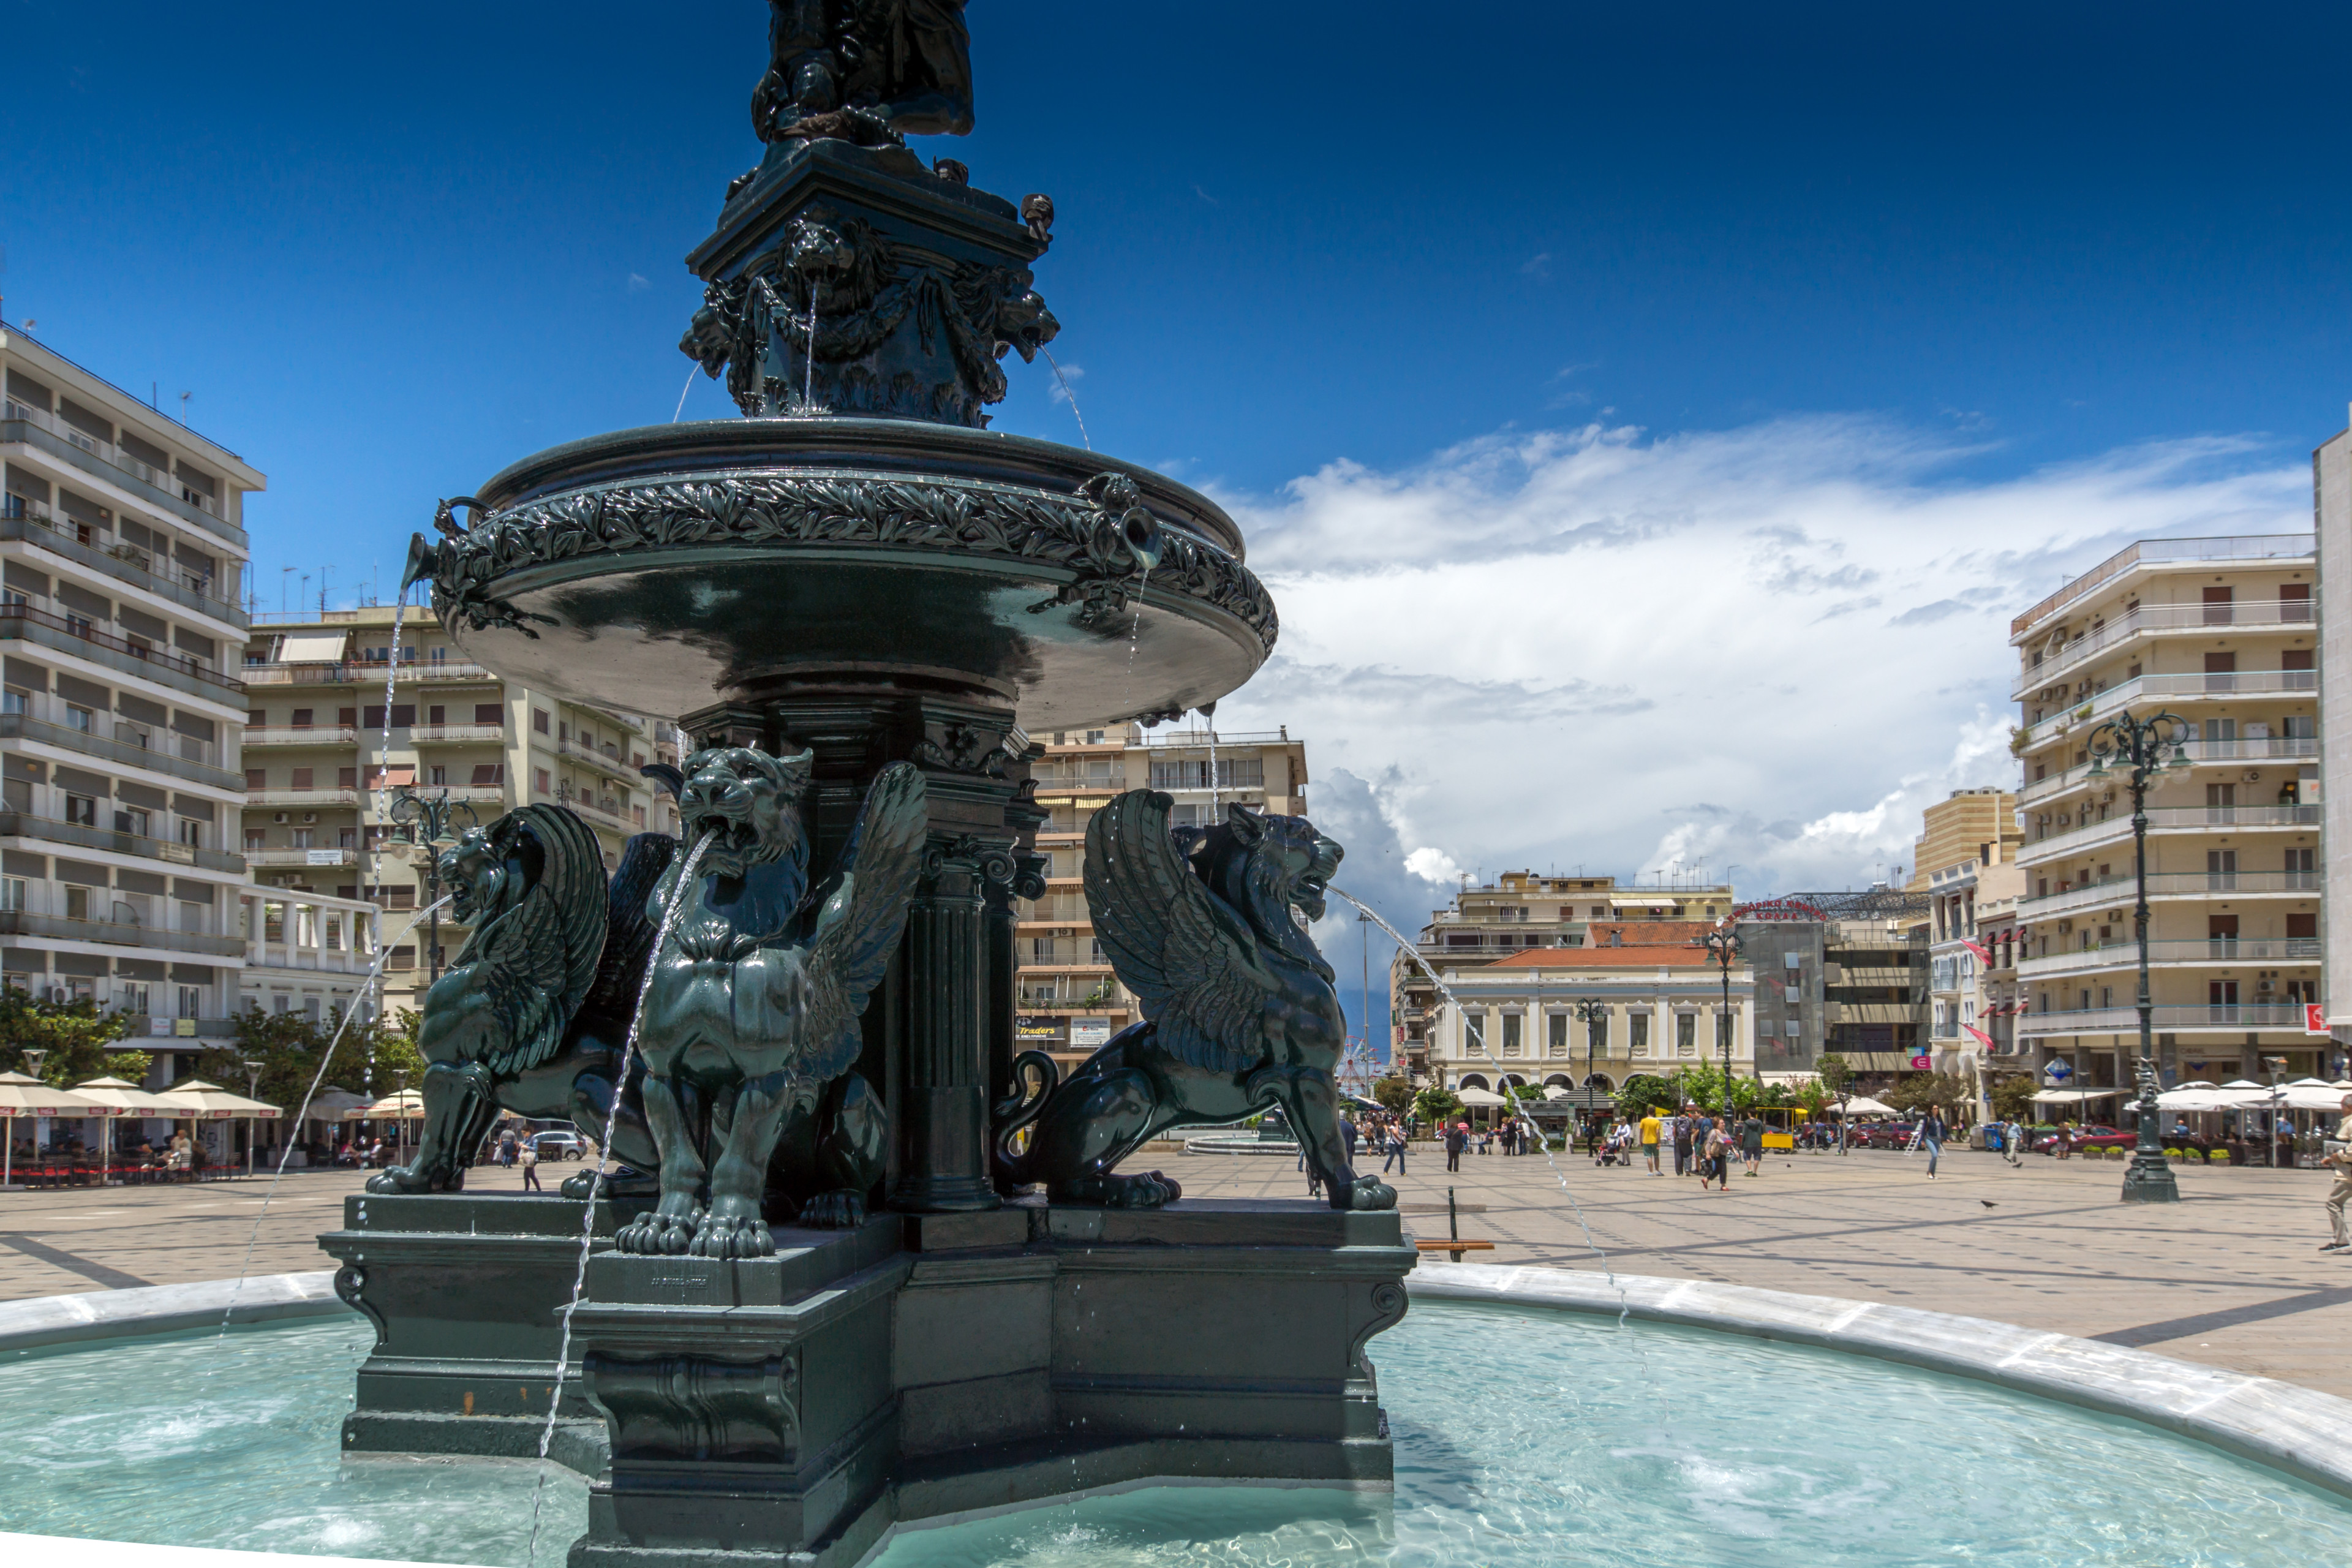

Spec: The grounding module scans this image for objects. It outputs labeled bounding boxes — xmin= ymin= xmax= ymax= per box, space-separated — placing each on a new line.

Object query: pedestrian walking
xmin=1444 ymin=1121 xmax=1468 ymax=1173
xmin=1673 ymin=1109 xmax=1695 ymax=1177
xmin=1342 ymin=1114 xmax=1360 ymax=1166
xmin=2003 ymin=1115 xmax=2026 ymax=1167
xmin=519 ymin=1139 xmax=542 ymax=1191
xmin=1919 ymin=1105 xmax=1948 ymax=1178
xmin=2320 ymin=1093 xmax=2352 ymax=1253
xmin=1740 ymin=1112 xmax=1764 ymax=1177
xmin=1382 ymin=1121 xmax=1408 ymax=1175
xmin=1640 ymin=1107 xmax=1662 ymax=1174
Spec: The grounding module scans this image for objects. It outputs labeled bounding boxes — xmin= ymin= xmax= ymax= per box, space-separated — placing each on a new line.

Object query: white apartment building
xmin=1017 ymin=723 xmax=1310 ymax=1070
xmin=2316 ymin=417 xmax=2352 ymax=1069
xmin=1424 ymin=943 xmax=1754 ymax=1094
xmin=238 ymin=884 xmax=381 ymax=1023
xmin=2011 ymin=533 xmax=2326 ymax=1093
xmin=241 ymin=606 xmax=671 ymax=1015
xmin=1 ymin=324 xmax=255 ymax=1078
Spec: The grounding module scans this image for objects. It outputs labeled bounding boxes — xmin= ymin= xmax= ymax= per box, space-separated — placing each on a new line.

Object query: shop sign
xmin=1071 ymin=1017 xmax=1113 ymax=1049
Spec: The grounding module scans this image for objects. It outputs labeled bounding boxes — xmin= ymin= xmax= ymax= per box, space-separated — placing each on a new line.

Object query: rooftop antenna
xmin=281 ymin=566 xmax=295 ymax=614
xmin=320 ymin=565 xmax=331 ymax=614
xmin=178 ymin=390 xmax=190 ymax=424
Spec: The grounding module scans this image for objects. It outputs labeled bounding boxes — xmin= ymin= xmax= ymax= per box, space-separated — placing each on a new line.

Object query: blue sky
xmin=8 ymin=2 xmax=2348 ymax=1035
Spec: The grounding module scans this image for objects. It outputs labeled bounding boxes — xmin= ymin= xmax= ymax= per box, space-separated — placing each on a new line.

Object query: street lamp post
xmin=388 ymin=785 xmax=480 ymax=988
xmin=238 ymin=1055 xmax=264 ymax=1175
xmin=1574 ymin=995 xmax=1607 ymax=1144
xmin=2084 ymin=707 xmax=2190 ymax=1204
xmin=1703 ymin=924 xmax=1743 ymax=1118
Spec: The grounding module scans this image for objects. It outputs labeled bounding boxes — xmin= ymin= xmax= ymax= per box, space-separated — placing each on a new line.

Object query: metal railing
xmin=2018 ymin=670 xmax=2318 ymax=752
xmin=2018 ymin=869 xmax=2321 ymax=918
xmin=2019 ymin=937 xmax=2321 ymax=979
xmin=246 ymin=786 xmax=362 ymax=807
xmin=243 ymin=725 xmax=361 ymax=747
xmin=2 ymin=399 xmax=227 ymax=521
xmin=0 ymin=507 xmax=240 ymax=625
xmin=2010 ymin=535 xmax=2316 ymax=636
xmin=0 ymin=710 xmax=237 ymax=792
xmin=2016 ymin=1002 xmax=2310 ymax=1035
xmin=2013 ymin=596 xmax=2316 ymax=698
xmin=410 ymin=723 xmax=505 ymax=745
xmin=240 ymin=659 xmax=492 ymax=685
xmin=2024 ymin=803 xmax=2319 ymax=859
xmin=1132 ymin=728 xmax=1293 ymax=747
xmin=0 ymin=810 xmax=244 ymax=873
xmin=0 ymin=601 xmax=242 ymax=695
xmin=2020 ymin=736 xmax=2318 ymax=804
xmin=0 ymin=908 xmax=243 ymax=957
xmin=244 ymin=848 xmax=360 ymax=867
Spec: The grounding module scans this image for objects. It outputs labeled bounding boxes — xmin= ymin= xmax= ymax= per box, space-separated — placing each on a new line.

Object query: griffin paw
xmin=796 ymin=1189 xmax=867 ymax=1229
xmin=560 ymin=1166 xmax=655 ymax=1201
xmin=1053 ymin=1170 xmax=1180 ymax=1209
xmin=615 ymin=1208 xmax=701 ymax=1256
xmin=1335 ymin=1175 xmax=1397 ymax=1212
xmin=364 ymin=1164 xmax=443 ymax=1196
xmin=688 ymin=1212 xmax=777 ymax=1259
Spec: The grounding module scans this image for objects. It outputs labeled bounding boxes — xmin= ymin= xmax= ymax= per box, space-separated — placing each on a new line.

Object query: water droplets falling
xmin=802 ymin=295 xmax=819 ymax=415
xmin=524 ymin=829 xmax=716 ymax=1563
xmin=1206 ymin=722 xmax=1221 ymax=815
xmin=1125 ymin=564 xmax=1150 ymax=672
xmin=1040 ymin=345 xmax=1090 ymax=451
xmin=366 ymin=590 xmax=409 ymax=1098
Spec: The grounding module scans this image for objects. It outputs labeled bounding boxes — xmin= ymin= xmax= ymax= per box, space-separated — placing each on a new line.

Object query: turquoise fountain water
xmin=6 ymin=1300 xmax=2342 ymax=1567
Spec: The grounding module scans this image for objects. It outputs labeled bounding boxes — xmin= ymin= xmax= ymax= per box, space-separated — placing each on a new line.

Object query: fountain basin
xmin=9 ymin=1275 xmax=2352 ymax=1566
xmin=407 ymin=419 xmax=1273 ymax=729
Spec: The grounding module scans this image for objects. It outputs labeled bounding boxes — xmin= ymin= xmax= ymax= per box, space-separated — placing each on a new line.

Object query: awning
xmin=2031 ymin=1088 xmax=2124 ymax=1104
xmin=277 ymin=631 xmax=347 ymax=662
xmin=0 ymin=1071 xmax=101 ymax=1118
xmin=1833 ymin=1095 xmax=1899 ymax=1115
xmin=1453 ymin=1087 xmax=1509 ymax=1106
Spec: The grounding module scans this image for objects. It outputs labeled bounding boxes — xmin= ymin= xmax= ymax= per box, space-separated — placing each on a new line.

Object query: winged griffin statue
xmin=995 ymin=791 xmax=1396 ymax=1213
xmin=618 ymin=747 xmax=927 ymax=1257
xmin=370 ymin=752 xmax=924 ymax=1251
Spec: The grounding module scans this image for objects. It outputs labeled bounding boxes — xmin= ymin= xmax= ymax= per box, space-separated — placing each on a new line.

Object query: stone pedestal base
xmin=324 ymin=1196 xmax=1412 ymax=1566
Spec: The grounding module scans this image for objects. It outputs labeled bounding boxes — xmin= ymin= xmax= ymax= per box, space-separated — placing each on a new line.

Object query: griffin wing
xmin=469 ymin=804 xmax=611 ymax=1076
xmin=580 ymin=831 xmax=679 ymax=1020
xmin=793 ymin=762 xmax=929 ymax=1081
xmin=1084 ymin=790 xmax=1276 ymax=1075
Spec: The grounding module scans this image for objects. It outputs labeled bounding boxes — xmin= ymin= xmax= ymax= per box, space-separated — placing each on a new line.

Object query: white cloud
xmin=1046 ymin=361 xmax=1084 ymax=405
xmin=627 ymin=272 xmax=651 ymax=292
xmin=1202 ymin=416 xmax=2307 ymax=953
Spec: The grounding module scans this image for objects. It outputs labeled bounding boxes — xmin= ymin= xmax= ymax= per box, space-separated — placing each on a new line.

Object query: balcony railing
xmin=2019 ymin=937 xmax=2322 ymax=979
xmin=2019 ymin=869 xmax=2321 ymax=918
xmin=0 ymin=908 xmax=243 ymax=958
xmin=559 ymin=736 xmax=643 ymax=778
xmin=2016 ymin=1002 xmax=2310 ymax=1035
xmin=245 ymin=848 xmax=360 ymax=867
xmin=0 ymin=711 xmax=239 ymax=793
xmin=2013 ymin=597 xmax=2317 ymax=698
xmin=0 ymin=810 xmax=245 ymax=873
xmin=2019 ymin=670 xmax=2317 ymax=752
xmin=243 ymin=725 xmax=360 ymax=747
xmin=240 ymin=658 xmax=492 ymax=685
xmin=2 ymin=398 xmax=233 ymax=529
xmin=247 ymin=787 xmax=361 ymax=807
xmin=411 ymin=723 xmax=505 ymax=745
xmin=2019 ymin=736 xmax=2318 ymax=805
xmin=2023 ymin=803 xmax=2319 ymax=860
xmin=2010 ymin=534 xmax=2316 ymax=637
xmin=0 ymin=507 xmax=242 ymax=627
xmin=0 ymin=601 xmax=242 ymax=696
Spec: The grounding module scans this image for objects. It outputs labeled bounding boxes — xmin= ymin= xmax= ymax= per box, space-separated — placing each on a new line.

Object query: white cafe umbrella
xmin=71 ymin=1076 xmax=180 ymax=1180
xmin=1836 ymin=1095 xmax=1899 ymax=1116
xmin=0 ymin=1071 xmax=101 ymax=1186
xmin=154 ymin=1079 xmax=284 ymax=1176
xmin=1453 ymin=1087 xmax=1509 ymax=1107
xmin=355 ymin=1090 xmax=425 ymax=1120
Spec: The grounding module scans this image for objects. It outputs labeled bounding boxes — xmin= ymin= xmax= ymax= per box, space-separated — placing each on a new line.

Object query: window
xmin=0 ymin=878 xmax=22 ymax=911
xmin=290 ymin=828 xmax=313 ymax=850
xmin=115 ymin=806 xmax=149 ymax=837
xmin=634 ymin=805 xmax=646 ymax=828
xmin=362 ymin=705 xmax=417 ymax=728
xmin=1501 ymin=1013 xmax=1521 ymax=1057
xmin=290 ymin=768 xmax=314 ymax=791
xmin=428 ymin=766 xmax=447 ymax=786
xmin=471 ymin=763 xmax=506 ymax=786
xmin=532 ymin=708 xmax=550 ymax=734
xmin=244 ymin=828 xmax=266 ymax=851
xmin=65 ymin=704 xmax=92 ymax=732
xmin=535 ymin=768 xmax=551 ymax=794
xmin=338 ymin=707 xmax=358 ymax=726
xmin=177 ymin=985 xmax=201 ymax=1018
xmin=290 ymin=708 xmax=313 ymax=728
xmin=1030 ymin=936 xmax=1055 ymax=962
xmin=476 ymin=704 xmax=503 ymax=726
xmin=178 ymin=901 xmax=205 ymax=933
xmin=387 ymin=947 xmax=416 ymax=971
xmin=1548 ymin=1012 xmax=1568 ymax=1056
xmin=1629 ymin=1014 xmax=1649 ymax=1055
xmin=119 ymin=982 xmax=149 ymax=1014
xmin=64 ymin=884 xmax=91 ymax=921
xmin=338 ymin=767 xmax=358 ymax=788
xmin=178 ymin=818 xmax=203 ymax=848
xmin=426 ymin=706 xmax=445 ymax=726
xmin=63 ymin=793 xmax=96 ymax=826
xmin=1676 ymin=1012 xmax=1696 ymax=1055
xmin=0 ymin=688 xmax=24 ymax=716
xmin=325 ymin=915 xmax=342 ymax=951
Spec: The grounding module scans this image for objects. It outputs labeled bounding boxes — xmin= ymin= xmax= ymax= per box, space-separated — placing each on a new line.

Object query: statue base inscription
xmin=323 ymin=1196 xmax=1412 ymax=1567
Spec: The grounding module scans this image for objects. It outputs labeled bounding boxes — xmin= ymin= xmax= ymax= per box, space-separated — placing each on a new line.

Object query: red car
xmin=2031 ymin=1124 xmax=2122 ymax=1154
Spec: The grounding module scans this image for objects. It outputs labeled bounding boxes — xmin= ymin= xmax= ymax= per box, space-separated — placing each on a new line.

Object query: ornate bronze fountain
xmin=323 ymin=8 xmax=1410 ymax=1563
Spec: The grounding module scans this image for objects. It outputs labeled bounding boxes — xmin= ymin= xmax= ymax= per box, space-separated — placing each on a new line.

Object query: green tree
xmin=1883 ymin=1070 xmax=1970 ymax=1117
xmin=1989 ymin=1073 xmax=2038 ymax=1123
xmin=1815 ymin=1053 xmax=1853 ymax=1101
xmin=0 ymin=987 xmax=145 ymax=1085
xmin=1412 ymin=1085 xmax=1464 ymax=1126
xmin=1790 ymin=1078 xmax=1830 ymax=1118
xmin=197 ymin=1001 xmax=426 ymax=1112
xmin=1371 ymin=1076 xmax=1414 ymax=1115
xmin=1613 ymin=1073 xmax=1681 ymax=1117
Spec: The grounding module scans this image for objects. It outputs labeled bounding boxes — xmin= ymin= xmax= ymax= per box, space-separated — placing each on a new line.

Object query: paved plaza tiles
xmin=1 ymin=1147 xmax=2347 ymax=1400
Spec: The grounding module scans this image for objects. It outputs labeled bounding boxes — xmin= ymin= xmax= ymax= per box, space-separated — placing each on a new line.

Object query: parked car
xmin=1855 ymin=1121 xmax=1918 ymax=1150
xmin=2030 ymin=1124 xmax=2120 ymax=1153
xmin=532 ymin=1129 xmax=587 ymax=1161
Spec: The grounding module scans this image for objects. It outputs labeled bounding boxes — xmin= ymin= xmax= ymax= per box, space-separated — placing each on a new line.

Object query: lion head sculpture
xmin=1179 ymin=802 xmax=1342 ymax=959
xmin=678 ymin=744 xmax=815 ymax=883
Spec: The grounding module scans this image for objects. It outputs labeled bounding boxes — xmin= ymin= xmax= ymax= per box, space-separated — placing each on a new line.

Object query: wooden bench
xmin=1414 ymin=1238 xmax=1496 ymax=1262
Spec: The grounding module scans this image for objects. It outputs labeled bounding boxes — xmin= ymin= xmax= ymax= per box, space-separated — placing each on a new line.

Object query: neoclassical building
xmin=1426 ymin=937 xmax=1755 ymax=1094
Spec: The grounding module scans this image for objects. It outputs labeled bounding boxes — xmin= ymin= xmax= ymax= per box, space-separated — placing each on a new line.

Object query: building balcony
xmin=2019 ymin=869 xmax=2321 ymax=919
xmin=0 ymin=711 xmax=241 ymax=793
xmin=411 ymin=723 xmax=505 ymax=745
xmin=243 ymin=726 xmax=360 ymax=748
xmin=559 ymin=794 xmax=639 ymax=834
xmin=2018 ymin=937 xmax=2321 ymax=979
xmin=2021 ymin=804 xmax=2318 ymax=862
xmin=0 ymin=602 xmax=243 ymax=702
xmin=2019 ymin=737 xmax=2318 ymax=805
xmin=0 ymin=810 xmax=245 ymax=874
xmin=0 ymin=508 xmax=244 ymax=628
xmin=2018 ymin=669 xmax=2317 ymax=752
xmin=0 ymin=908 xmax=244 ymax=959
xmin=2009 ymin=534 xmax=2315 ymax=640
xmin=247 ymin=787 xmax=361 ymax=808
xmin=244 ymin=848 xmax=360 ymax=869
xmin=239 ymin=658 xmax=494 ymax=686
xmin=1 ymin=400 xmax=242 ymax=540
xmin=2013 ymin=596 xmax=2317 ymax=699
xmin=118 ymin=1014 xmax=239 ymax=1039
xmin=559 ymin=736 xmax=643 ymax=781
xmin=2016 ymin=1002 xmax=2310 ymax=1036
